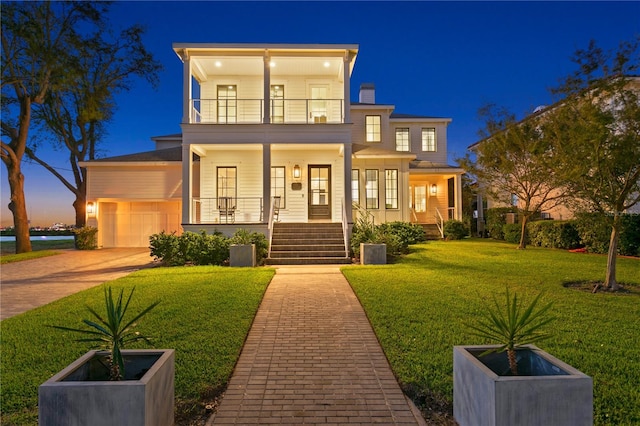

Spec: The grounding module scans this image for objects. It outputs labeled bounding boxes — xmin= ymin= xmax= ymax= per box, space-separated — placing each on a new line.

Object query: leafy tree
xmin=544 ymin=38 xmax=640 ymax=292
xmin=28 ymin=21 xmax=162 ymax=226
xmin=1 ymin=2 xmax=104 ymax=253
xmin=461 ymin=104 xmax=569 ymax=249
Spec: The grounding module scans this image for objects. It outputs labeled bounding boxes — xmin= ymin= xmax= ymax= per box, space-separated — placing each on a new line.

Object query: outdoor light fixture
xmin=293 ymin=164 xmax=301 ymax=179
xmin=430 ymin=184 xmax=437 ymax=196
xmin=86 ymin=201 xmax=96 ymax=216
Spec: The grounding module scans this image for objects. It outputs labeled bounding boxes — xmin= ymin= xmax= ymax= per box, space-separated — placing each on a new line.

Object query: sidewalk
xmin=208 ymin=265 xmax=425 ymax=425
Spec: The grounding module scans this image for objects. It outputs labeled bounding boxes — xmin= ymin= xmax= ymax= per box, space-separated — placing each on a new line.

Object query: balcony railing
xmin=191 ymin=197 xmax=263 ymax=224
xmin=190 ymin=98 xmax=344 ymax=124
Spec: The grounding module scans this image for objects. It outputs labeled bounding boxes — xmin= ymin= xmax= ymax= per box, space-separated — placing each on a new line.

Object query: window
xmin=422 ymin=128 xmax=436 ymax=151
xmin=365 ymin=169 xmax=379 ymax=209
xmin=395 ymin=128 xmax=410 ymax=151
xmin=365 ymin=115 xmax=381 ymax=142
xmin=271 ymin=166 xmax=286 ymax=207
xmin=351 ymin=169 xmax=360 ymax=204
xmin=217 ymin=167 xmax=237 ymax=201
xmin=217 ymin=85 xmax=237 ymax=123
xmin=385 ymin=170 xmax=398 ymax=209
xmin=270 ymin=85 xmax=284 ymax=123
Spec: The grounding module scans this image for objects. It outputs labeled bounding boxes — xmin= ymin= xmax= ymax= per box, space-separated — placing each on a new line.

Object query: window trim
xmin=271 ymin=166 xmax=286 ymax=208
xmin=395 ymin=128 xmax=410 ymax=152
xmin=421 ymin=127 xmax=437 ymax=152
xmin=365 ymin=115 xmax=381 ymax=143
xmin=385 ymin=169 xmax=398 ymax=209
xmin=365 ymin=169 xmax=379 ymax=209
xmin=351 ymin=169 xmax=360 ymax=205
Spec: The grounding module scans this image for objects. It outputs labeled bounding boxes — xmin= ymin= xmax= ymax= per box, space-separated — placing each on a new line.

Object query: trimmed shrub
xmin=350 ymin=219 xmax=419 ymax=257
xmin=73 ymin=226 xmax=98 ymax=250
xmin=230 ymin=229 xmax=269 ymax=264
xmin=620 ymin=214 xmax=640 ymax=256
xmin=443 ymin=220 xmax=467 ymax=240
xmin=485 ymin=207 xmax=518 ymax=240
xmin=528 ymin=221 xmax=581 ymax=249
xmin=377 ymin=221 xmax=426 ymax=247
xmin=573 ymin=212 xmax=640 ymax=256
xmin=502 ymin=223 xmax=523 ymax=244
xmin=149 ymin=231 xmax=183 ymax=266
xmin=149 ymin=230 xmax=232 ymax=266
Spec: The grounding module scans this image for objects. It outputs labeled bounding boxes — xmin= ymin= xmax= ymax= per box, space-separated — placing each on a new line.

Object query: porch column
xmin=343 ymin=143 xmax=353 ymax=223
xmin=454 ymin=174 xmax=463 ymax=221
xmin=343 ymin=52 xmax=352 ymax=123
xmin=181 ymin=53 xmax=191 ymax=124
xmin=262 ymin=144 xmax=271 ymax=223
xmin=181 ymin=144 xmax=192 ymax=224
xmin=263 ymin=52 xmax=271 ymax=124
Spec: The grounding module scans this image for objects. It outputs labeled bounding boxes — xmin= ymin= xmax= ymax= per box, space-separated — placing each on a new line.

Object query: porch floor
xmin=208 ymin=265 xmax=425 ymax=425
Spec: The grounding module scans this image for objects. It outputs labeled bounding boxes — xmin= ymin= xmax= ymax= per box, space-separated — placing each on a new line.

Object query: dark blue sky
xmin=2 ymin=1 xmax=638 ymax=226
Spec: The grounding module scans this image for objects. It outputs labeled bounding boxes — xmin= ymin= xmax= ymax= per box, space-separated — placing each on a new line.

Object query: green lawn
xmin=0 ymin=266 xmax=275 ymax=425
xmin=342 ymin=239 xmax=640 ymax=425
xmin=0 ymin=239 xmax=76 ymax=263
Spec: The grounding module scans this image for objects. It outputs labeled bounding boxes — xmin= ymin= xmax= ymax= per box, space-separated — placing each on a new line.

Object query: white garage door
xmin=100 ymin=202 xmax=181 ymax=247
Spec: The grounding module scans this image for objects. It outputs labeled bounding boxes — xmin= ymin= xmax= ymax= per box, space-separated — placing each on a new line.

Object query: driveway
xmin=0 ymin=248 xmax=155 ymax=320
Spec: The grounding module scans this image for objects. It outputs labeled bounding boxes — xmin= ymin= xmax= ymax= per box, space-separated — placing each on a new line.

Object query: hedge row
xmin=149 ymin=229 xmax=268 ymax=266
xmin=484 ymin=209 xmax=640 ymax=256
xmin=350 ymin=220 xmax=426 ymax=258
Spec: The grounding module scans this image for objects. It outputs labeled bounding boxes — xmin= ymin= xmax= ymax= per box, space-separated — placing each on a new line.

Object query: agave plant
xmin=51 ymin=286 xmax=159 ymax=380
xmin=466 ymin=288 xmax=555 ymax=375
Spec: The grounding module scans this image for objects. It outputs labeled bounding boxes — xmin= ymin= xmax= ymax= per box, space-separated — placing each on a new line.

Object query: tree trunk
xmin=7 ymin=164 xmax=32 ymax=254
xmin=73 ymin=194 xmax=87 ymax=228
xmin=518 ymin=214 xmax=529 ymax=249
xmin=603 ymin=213 xmax=621 ymax=292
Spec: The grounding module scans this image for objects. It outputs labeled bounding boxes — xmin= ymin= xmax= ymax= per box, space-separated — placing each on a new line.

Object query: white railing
xmin=435 ymin=207 xmax=445 ymax=239
xmin=341 ymin=198 xmax=349 ymax=256
xmin=267 ymin=196 xmax=280 ymax=259
xmin=190 ymin=197 xmax=263 ymax=224
xmin=190 ymin=98 xmax=344 ymax=124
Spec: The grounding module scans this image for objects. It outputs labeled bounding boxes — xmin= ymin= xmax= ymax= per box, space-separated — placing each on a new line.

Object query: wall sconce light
xmin=86 ymin=201 xmax=96 ymax=216
xmin=430 ymin=184 xmax=437 ymax=196
xmin=293 ymin=164 xmax=301 ymax=180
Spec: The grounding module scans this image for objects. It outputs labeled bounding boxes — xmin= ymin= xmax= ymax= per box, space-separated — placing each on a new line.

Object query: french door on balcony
xmin=310 ymin=85 xmax=328 ymax=123
xmin=217 ymin=85 xmax=237 ymax=123
xmin=308 ymin=165 xmax=331 ymax=220
xmin=270 ymin=85 xmax=284 ymax=123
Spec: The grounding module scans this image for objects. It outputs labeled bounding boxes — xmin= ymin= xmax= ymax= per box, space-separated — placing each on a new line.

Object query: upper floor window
xmin=366 ymin=115 xmax=381 ymax=142
xmin=271 ymin=166 xmax=286 ymax=208
xmin=270 ymin=85 xmax=285 ymax=123
xmin=395 ymin=128 xmax=410 ymax=151
xmin=422 ymin=128 xmax=436 ymax=151
xmin=217 ymin=85 xmax=237 ymax=123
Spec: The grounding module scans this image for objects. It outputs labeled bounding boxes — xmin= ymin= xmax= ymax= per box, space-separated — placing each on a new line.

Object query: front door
xmin=308 ymin=165 xmax=331 ymax=220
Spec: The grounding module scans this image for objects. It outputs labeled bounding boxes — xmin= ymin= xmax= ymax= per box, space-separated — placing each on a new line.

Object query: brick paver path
xmin=210 ymin=266 xmax=423 ymax=425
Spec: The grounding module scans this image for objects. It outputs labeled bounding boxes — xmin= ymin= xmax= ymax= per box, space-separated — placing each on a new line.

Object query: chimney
xmin=359 ymin=83 xmax=375 ymax=104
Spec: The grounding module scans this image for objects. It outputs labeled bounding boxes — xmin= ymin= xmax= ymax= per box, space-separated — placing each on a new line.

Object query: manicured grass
xmin=342 ymin=239 xmax=640 ymax=425
xmin=0 ymin=266 xmax=275 ymax=425
xmin=0 ymin=250 xmax=62 ymax=264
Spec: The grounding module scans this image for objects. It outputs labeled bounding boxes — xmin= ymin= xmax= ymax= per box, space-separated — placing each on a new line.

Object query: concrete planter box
xmin=453 ymin=345 xmax=592 ymax=426
xmin=360 ymin=243 xmax=386 ymax=264
xmin=230 ymin=244 xmax=256 ymax=267
xmin=39 ymin=349 xmax=175 ymax=426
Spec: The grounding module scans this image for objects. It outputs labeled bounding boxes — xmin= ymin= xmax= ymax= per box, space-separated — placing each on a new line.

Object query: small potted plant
xmin=453 ymin=288 xmax=593 ymax=426
xmin=39 ymin=286 xmax=175 ymax=426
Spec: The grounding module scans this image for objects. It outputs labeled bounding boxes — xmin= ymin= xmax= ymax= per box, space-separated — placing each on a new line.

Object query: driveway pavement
xmin=0 ymin=248 xmax=155 ymax=320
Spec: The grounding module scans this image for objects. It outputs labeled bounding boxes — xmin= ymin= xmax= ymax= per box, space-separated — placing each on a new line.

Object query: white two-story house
xmin=81 ymin=43 xmax=464 ymax=254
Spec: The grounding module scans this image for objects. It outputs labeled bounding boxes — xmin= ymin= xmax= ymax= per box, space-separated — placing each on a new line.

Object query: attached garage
xmin=99 ymin=201 xmax=181 ymax=247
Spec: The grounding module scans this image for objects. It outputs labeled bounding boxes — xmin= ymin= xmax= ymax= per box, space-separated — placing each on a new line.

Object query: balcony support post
xmin=262 ymin=144 xmax=271 ymax=223
xmin=343 ymin=52 xmax=352 ymax=124
xmin=182 ymin=144 xmax=192 ymax=223
xmin=343 ymin=143 xmax=353 ymax=224
xmin=181 ymin=53 xmax=192 ymax=124
xmin=263 ymin=51 xmax=271 ymax=124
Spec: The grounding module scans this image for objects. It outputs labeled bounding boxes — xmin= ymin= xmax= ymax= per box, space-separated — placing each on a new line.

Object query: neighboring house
xmin=468 ymin=76 xmax=640 ymax=231
xmin=81 ymin=43 xmax=464 ymax=249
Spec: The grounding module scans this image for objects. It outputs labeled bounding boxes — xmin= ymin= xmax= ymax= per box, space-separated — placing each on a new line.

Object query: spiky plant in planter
xmin=466 ymin=288 xmax=555 ymax=375
xmin=51 ymin=286 xmax=159 ymax=380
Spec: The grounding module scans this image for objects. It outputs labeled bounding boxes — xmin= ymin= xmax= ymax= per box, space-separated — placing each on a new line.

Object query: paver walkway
xmin=209 ymin=265 xmax=425 ymax=425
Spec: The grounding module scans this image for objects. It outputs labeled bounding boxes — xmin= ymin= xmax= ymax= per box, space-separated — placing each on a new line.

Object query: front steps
xmin=267 ymin=223 xmax=351 ymax=265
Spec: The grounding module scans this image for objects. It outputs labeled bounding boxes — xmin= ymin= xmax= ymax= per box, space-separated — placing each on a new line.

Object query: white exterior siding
xmin=87 ymin=165 xmax=182 ymax=200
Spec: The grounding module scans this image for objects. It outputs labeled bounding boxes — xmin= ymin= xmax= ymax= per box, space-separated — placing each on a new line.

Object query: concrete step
xmin=266 ymin=257 xmax=352 ymax=265
xmin=270 ymin=250 xmax=347 ymax=258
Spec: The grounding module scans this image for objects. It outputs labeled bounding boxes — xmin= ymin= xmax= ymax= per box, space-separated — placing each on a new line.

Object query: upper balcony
xmin=174 ymin=43 xmax=359 ymax=125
